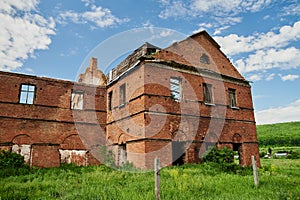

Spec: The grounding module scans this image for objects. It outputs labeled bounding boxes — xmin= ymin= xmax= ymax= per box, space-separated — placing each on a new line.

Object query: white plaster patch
xmin=12 ymin=144 xmax=31 ymax=163
xmin=59 ymin=149 xmax=88 ymax=166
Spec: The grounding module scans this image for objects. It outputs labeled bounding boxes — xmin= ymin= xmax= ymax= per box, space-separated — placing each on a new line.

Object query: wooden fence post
xmin=154 ymin=157 xmax=160 ymax=200
xmin=251 ymin=155 xmax=259 ymax=187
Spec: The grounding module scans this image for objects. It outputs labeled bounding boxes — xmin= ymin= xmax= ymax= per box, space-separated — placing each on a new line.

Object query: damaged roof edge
xmin=106 ymin=42 xmax=161 ymax=83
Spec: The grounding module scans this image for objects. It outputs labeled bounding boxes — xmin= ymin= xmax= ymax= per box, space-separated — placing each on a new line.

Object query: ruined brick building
xmin=0 ymin=31 xmax=260 ymax=168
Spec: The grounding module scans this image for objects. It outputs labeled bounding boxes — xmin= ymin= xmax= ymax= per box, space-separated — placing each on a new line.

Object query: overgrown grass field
xmin=1 ymin=159 xmax=299 ymax=200
xmin=1 ymin=122 xmax=299 ymax=199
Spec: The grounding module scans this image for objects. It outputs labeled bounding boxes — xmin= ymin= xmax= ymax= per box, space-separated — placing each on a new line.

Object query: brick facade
xmin=106 ymin=30 xmax=260 ymax=168
xmin=0 ymin=69 xmax=106 ymax=167
xmin=0 ymin=30 xmax=260 ymax=168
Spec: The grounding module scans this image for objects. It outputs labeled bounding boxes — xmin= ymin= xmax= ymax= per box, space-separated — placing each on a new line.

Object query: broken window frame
xmin=19 ymin=84 xmax=35 ymax=104
xmin=119 ymin=84 xmax=126 ymax=107
xmin=203 ymin=83 xmax=214 ymax=105
xmin=71 ymin=90 xmax=84 ymax=110
xmin=229 ymin=88 xmax=238 ymax=108
xmin=170 ymin=77 xmax=182 ymax=102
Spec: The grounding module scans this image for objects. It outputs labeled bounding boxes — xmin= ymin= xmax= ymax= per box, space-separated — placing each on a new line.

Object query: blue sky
xmin=0 ymin=0 xmax=300 ymax=124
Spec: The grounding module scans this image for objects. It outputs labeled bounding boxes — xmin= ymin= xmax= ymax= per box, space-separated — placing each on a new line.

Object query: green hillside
xmin=257 ymin=121 xmax=300 ymax=146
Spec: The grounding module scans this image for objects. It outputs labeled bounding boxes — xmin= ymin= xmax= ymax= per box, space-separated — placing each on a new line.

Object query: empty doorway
xmin=172 ymin=142 xmax=186 ymax=165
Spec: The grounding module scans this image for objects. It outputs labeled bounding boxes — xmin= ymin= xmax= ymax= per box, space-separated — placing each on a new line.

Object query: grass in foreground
xmin=0 ymin=159 xmax=300 ymax=200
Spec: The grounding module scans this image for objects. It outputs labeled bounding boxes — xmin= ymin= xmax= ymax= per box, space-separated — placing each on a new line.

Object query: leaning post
xmin=154 ymin=157 xmax=160 ymax=200
xmin=251 ymin=155 xmax=259 ymax=187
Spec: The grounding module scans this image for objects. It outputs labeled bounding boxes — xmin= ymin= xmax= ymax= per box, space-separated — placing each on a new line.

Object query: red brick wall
xmin=30 ymin=144 xmax=60 ymax=168
xmin=106 ymin=59 xmax=260 ymax=168
xmin=0 ymin=71 xmax=105 ymax=167
xmin=153 ymin=32 xmax=245 ymax=80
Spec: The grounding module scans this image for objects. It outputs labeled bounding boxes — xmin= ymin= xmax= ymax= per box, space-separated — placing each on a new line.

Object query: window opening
xmin=233 ymin=143 xmax=242 ymax=165
xmin=119 ymin=84 xmax=126 ymax=106
xmin=108 ymin=91 xmax=113 ymax=111
xmin=229 ymin=88 xmax=237 ymax=108
xmin=203 ymin=83 xmax=213 ymax=104
xmin=172 ymin=141 xmax=186 ymax=166
xmin=170 ymin=77 xmax=181 ymax=102
xmin=71 ymin=91 xmax=84 ymax=110
xmin=19 ymin=84 xmax=35 ymax=104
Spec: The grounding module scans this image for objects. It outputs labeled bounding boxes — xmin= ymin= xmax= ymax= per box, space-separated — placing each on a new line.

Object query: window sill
xmin=119 ymin=104 xmax=125 ymax=108
xmin=230 ymin=106 xmax=240 ymax=110
xmin=204 ymin=103 xmax=215 ymax=106
xmin=71 ymin=108 xmax=84 ymax=111
xmin=19 ymin=102 xmax=34 ymax=105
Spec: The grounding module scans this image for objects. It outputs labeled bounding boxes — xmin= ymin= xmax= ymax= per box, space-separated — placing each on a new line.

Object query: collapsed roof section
xmin=106 ymin=30 xmax=245 ymax=84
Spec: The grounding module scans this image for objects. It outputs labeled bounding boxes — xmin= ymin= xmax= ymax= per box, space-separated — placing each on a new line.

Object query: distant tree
xmin=268 ymin=147 xmax=272 ymax=155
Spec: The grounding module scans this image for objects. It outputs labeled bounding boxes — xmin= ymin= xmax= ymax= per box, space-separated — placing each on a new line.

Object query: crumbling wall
xmin=59 ymin=149 xmax=88 ymax=166
xmin=0 ymin=69 xmax=106 ymax=168
xmin=12 ymin=144 xmax=31 ymax=164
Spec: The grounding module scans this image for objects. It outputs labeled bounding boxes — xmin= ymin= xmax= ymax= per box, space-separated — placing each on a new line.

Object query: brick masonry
xmin=106 ymin=30 xmax=260 ymax=168
xmin=0 ymin=30 xmax=260 ymax=168
xmin=0 ymin=70 xmax=106 ymax=167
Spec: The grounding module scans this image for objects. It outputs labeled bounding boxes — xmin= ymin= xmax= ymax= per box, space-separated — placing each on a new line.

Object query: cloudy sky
xmin=0 ymin=0 xmax=299 ymax=125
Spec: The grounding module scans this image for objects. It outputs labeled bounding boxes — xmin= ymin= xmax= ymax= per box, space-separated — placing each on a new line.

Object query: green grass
xmin=1 ymin=159 xmax=300 ymax=200
xmin=257 ymin=121 xmax=300 ymax=147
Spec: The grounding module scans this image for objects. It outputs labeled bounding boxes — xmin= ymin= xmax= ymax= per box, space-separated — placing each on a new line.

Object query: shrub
xmin=202 ymin=147 xmax=234 ymax=164
xmin=201 ymin=147 xmax=251 ymax=175
xmin=99 ymin=145 xmax=116 ymax=168
xmin=118 ymin=162 xmax=139 ymax=172
xmin=0 ymin=150 xmax=26 ymax=168
xmin=0 ymin=150 xmax=31 ymax=178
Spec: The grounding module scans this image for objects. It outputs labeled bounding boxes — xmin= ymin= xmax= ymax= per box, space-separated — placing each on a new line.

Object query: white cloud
xmin=282 ymin=3 xmax=300 ymax=16
xmin=192 ymin=23 xmax=213 ymax=34
xmin=266 ymin=73 xmax=275 ymax=81
xmin=193 ymin=17 xmax=241 ymax=35
xmin=246 ymin=73 xmax=279 ymax=82
xmin=214 ymin=21 xmax=300 ymax=56
xmin=0 ymin=0 xmax=55 ymax=71
xmin=25 ymin=68 xmax=34 ymax=73
xmin=158 ymin=1 xmax=188 ymax=19
xmin=279 ymin=74 xmax=299 ymax=81
xmin=59 ymin=5 xmax=128 ymax=28
xmin=191 ymin=0 xmax=271 ymax=15
xmin=263 ymin=15 xmax=270 ymax=20
xmin=235 ymin=47 xmax=300 ymax=73
xmin=160 ymin=0 xmax=270 ymax=35
xmin=142 ymin=20 xmax=154 ymax=29
xmin=213 ymin=26 xmax=230 ymax=35
xmin=81 ymin=0 xmax=95 ymax=7
xmin=214 ymin=16 xmax=243 ymax=26
xmin=255 ymin=99 xmax=300 ymax=125
xmin=213 ymin=21 xmax=300 ymax=75
xmin=159 ymin=0 xmax=271 ymax=19
xmin=247 ymin=74 xmax=263 ymax=81
xmin=160 ymin=30 xmax=173 ymax=37
xmin=158 ymin=0 xmax=170 ymax=4
xmin=0 ymin=0 xmax=39 ymax=14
